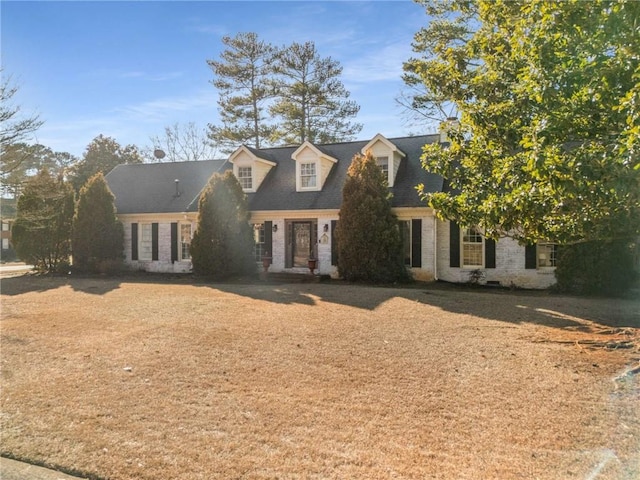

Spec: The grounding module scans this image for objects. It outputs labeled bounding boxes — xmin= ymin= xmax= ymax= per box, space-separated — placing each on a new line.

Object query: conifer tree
xmin=270 ymin=41 xmax=362 ymax=145
xmin=190 ymin=170 xmax=255 ymax=278
xmin=72 ymin=172 xmax=124 ymax=272
xmin=12 ymin=169 xmax=75 ymax=272
xmin=207 ymin=32 xmax=277 ymax=152
xmin=336 ymin=151 xmax=409 ymax=283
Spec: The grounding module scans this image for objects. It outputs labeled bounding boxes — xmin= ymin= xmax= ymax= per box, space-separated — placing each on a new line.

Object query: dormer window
xmin=237 ymin=166 xmax=252 ymax=190
xmin=362 ymin=134 xmax=406 ymax=187
xmin=300 ymin=162 xmax=317 ymax=189
xmin=229 ymin=145 xmax=276 ymax=193
xmin=292 ymin=141 xmax=338 ymax=192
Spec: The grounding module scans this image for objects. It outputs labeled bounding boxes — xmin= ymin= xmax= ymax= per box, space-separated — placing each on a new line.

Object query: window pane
xmin=238 ymin=167 xmax=252 ymax=189
xmin=537 ymin=243 xmax=557 ymax=267
xmin=181 ymin=224 xmax=192 ymax=260
xmin=140 ymin=224 xmax=152 ymax=260
xmin=376 ymin=156 xmax=389 ymax=175
xmin=253 ymin=224 xmax=265 ymax=261
xmin=400 ymin=221 xmax=411 ymax=266
xmin=300 ymin=163 xmax=316 ymax=188
xmin=462 ymin=227 xmax=483 ymax=267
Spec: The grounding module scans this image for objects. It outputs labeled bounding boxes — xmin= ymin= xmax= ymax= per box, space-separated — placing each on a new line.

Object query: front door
xmin=292 ymin=221 xmax=312 ymax=267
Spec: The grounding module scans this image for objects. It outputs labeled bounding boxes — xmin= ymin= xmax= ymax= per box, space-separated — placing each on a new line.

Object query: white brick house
xmin=105 ymin=134 xmax=558 ymax=289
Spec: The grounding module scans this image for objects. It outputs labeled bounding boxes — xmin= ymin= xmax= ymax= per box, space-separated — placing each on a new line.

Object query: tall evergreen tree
xmin=190 ymin=170 xmax=255 ymax=278
xmin=72 ymin=173 xmax=124 ymax=272
xmin=336 ymin=151 xmax=409 ymax=283
xmin=207 ymin=32 xmax=277 ymax=152
xmin=270 ymin=41 xmax=362 ymax=145
xmin=12 ymin=169 xmax=75 ymax=272
xmin=70 ymin=135 xmax=142 ymax=192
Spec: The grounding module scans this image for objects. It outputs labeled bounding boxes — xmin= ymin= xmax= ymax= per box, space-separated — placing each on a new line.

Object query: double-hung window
xmin=253 ymin=223 xmax=266 ymax=262
xmin=180 ymin=223 xmax=192 ymax=260
xmin=139 ymin=223 xmax=153 ymax=261
xmin=399 ymin=220 xmax=411 ymax=266
xmin=462 ymin=227 xmax=483 ymax=267
xmin=537 ymin=242 xmax=557 ymax=268
xmin=376 ymin=156 xmax=389 ymax=177
xmin=300 ymin=162 xmax=317 ymax=188
xmin=237 ymin=166 xmax=252 ymax=190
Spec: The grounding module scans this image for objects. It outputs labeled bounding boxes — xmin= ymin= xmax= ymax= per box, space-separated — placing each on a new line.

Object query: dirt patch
xmin=1 ymin=276 xmax=638 ymax=479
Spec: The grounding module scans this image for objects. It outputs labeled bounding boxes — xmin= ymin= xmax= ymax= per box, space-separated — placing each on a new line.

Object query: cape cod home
xmin=105 ymin=133 xmax=557 ymax=289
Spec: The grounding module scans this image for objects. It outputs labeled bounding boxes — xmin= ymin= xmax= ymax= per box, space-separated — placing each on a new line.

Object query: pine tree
xmin=336 ymin=151 xmax=409 ymax=283
xmin=11 ymin=169 xmax=75 ymax=272
xmin=72 ymin=172 xmax=124 ymax=272
xmin=270 ymin=41 xmax=362 ymax=145
xmin=190 ymin=170 xmax=256 ymax=278
xmin=207 ymin=32 xmax=277 ymax=152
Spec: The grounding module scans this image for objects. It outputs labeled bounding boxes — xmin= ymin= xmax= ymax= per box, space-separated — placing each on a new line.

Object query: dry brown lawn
xmin=1 ymin=274 xmax=639 ymax=480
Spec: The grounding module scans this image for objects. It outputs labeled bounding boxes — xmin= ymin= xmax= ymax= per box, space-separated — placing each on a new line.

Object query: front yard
xmin=1 ymin=275 xmax=638 ymax=479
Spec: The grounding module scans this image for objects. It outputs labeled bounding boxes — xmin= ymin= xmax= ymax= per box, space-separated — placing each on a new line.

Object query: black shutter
xmin=449 ymin=222 xmax=460 ymax=267
xmin=485 ymin=238 xmax=496 ymax=268
xmin=525 ymin=243 xmax=537 ymax=269
xmin=171 ymin=223 xmax=178 ymax=263
xmin=331 ymin=220 xmax=338 ymax=266
xmin=131 ymin=223 xmax=138 ymax=261
xmin=264 ymin=221 xmax=272 ymax=257
xmin=152 ymin=223 xmax=159 ymax=261
xmin=411 ymin=219 xmax=422 ymax=268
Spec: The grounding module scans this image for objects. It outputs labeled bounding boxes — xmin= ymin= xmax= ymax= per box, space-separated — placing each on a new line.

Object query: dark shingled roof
xmin=105 ymin=134 xmax=443 ymax=215
xmin=105 ymin=159 xmax=227 ymax=214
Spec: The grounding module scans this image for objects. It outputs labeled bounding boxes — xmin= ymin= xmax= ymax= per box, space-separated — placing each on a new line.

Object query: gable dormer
xmin=229 ymin=145 xmax=277 ymax=193
xmin=291 ymin=141 xmax=338 ymax=192
xmin=361 ymin=134 xmax=406 ymax=187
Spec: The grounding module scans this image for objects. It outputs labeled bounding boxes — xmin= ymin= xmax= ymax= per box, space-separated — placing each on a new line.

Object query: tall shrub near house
xmin=190 ymin=170 xmax=255 ymax=278
xmin=336 ymin=151 xmax=410 ymax=283
xmin=72 ymin=173 xmax=124 ymax=272
xmin=554 ymin=240 xmax=638 ymax=296
xmin=12 ymin=169 xmax=74 ymax=272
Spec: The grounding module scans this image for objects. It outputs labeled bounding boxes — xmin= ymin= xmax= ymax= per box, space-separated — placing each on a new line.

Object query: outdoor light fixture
xmin=272 ymin=224 xmax=278 ymax=233
xmin=323 ymin=224 xmax=329 ymax=232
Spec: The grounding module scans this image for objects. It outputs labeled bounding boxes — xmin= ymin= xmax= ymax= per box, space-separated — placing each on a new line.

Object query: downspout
xmin=433 ymin=214 xmax=438 ymax=280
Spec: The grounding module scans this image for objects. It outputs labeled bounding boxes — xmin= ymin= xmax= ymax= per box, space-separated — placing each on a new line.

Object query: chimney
xmin=439 ymin=117 xmax=459 ymax=143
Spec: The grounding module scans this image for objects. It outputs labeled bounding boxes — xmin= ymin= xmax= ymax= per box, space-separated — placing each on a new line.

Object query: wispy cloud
xmin=342 ymin=42 xmax=413 ymax=84
xmin=113 ymin=88 xmax=217 ymax=122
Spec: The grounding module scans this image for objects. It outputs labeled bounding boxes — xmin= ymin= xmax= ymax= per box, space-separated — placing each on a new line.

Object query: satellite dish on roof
xmin=153 ymin=149 xmax=166 ymax=160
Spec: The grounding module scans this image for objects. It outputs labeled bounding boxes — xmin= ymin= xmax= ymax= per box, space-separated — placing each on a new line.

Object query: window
xmin=1 ymin=222 xmax=9 ymax=231
xmin=180 ymin=223 xmax=192 ymax=260
xmin=237 ymin=166 xmax=252 ymax=190
xmin=537 ymin=243 xmax=557 ymax=267
xmin=300 ymin=162 xmax=316 ymax=188
xmin=400 ymin=220 xmax=411 ymax=266
xmin=2 ymin=238 xmax=9 ymax=250
xmin=462 ymin=227 xmax=483 ymax=267
xmin=139 ymin=223 xmax=153 ymax=260
xmin=376 ymin=156 xmax=389 ymax=176
xmin=253 ymin=223 xmax=266 ymax=261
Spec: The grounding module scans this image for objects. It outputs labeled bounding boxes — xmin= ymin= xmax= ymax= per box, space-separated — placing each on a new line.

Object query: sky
xmin=2 ymin=0 xmax=433 ymax=159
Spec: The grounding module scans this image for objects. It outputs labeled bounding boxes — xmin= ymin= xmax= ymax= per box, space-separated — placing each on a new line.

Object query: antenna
xmin=154 ymin=149 xmax=166 ymax=160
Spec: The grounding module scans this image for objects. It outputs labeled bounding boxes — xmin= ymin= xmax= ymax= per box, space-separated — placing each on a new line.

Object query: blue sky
xmin=2 ymin=0 xmax=432 ymax=158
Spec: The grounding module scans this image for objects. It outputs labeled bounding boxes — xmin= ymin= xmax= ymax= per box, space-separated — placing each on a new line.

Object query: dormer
xmin=229 ymin=145 xmax=277 ymax=193
xmin=361 ymin=134 xmax=406 ymax=187
xmin=291 ymin=141 xmax=338 ymax=192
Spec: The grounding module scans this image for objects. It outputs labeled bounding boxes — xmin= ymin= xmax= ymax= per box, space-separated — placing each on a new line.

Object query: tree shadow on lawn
xmin=208 ymin=280 xmax=640 ymax=332
xmin=0 ymin=273 xmax=123 ymax=296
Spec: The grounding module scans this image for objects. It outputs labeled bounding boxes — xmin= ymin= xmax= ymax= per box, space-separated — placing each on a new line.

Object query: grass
xmin=1 ymin=274 xmax=639 ymax=479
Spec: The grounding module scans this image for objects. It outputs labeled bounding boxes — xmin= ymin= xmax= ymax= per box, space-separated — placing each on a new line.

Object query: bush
xmin=190 ymin=171 xmax=256 ymax=278
xmin=336 ymin=150 xmax=410 ymax=283
xmin=72 ymin=173 xmax=124 ymax=272
xmin=554 ymin=239 xmax=638 ymax=296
